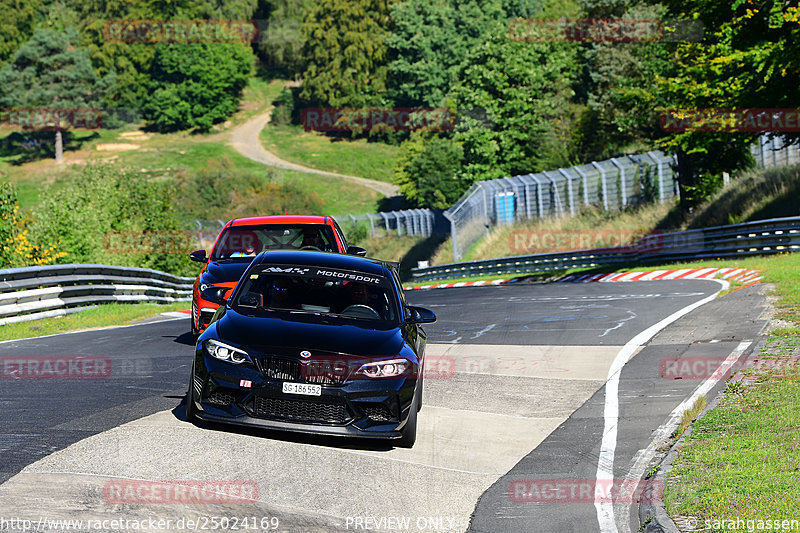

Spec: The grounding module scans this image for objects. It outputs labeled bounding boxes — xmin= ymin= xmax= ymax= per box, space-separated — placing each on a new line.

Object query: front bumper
xmin=190 ymin=355 xmax=417 ymax=440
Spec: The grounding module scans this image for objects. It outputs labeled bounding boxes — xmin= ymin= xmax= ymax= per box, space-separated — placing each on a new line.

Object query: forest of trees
xmin=0 ymin=0 xmax=797 ymax=210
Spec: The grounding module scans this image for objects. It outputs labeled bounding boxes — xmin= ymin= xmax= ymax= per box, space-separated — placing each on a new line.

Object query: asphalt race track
xmin=0 ymin=280 xmax=767 ymax=532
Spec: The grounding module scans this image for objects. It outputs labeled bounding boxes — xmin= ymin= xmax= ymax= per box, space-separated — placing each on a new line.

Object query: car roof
xmin=229 ymin=215 xmax=332 ymax=227
xmin=252 ymin=250 xmax=391 ymax=277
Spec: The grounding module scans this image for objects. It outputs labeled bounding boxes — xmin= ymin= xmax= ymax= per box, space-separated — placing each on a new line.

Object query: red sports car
xmin=189 ymin=215 xmax=365 ymax=335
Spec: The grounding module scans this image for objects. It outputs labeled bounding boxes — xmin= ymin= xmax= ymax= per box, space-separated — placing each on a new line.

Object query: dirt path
xmin=229 ymin=109 xmax=399 ymax=198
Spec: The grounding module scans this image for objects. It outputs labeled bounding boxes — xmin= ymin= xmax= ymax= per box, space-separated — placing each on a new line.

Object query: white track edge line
xmin=594 ymin=278 xmax=728 ymax=532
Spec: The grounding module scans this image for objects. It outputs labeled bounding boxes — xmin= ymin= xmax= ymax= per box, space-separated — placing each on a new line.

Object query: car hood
xmin=216 ymin=311 xmax=406 ymax=358
xmin=202 ymin=259 xmax=252 ymax=286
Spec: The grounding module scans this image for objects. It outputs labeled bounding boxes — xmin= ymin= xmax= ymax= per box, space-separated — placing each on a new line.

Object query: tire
xmin=415 ymin=375 xmax=423 ymax=413
xmin=185 ymin=367 xmax=198 ymax=422
xmin=190 ymin=303 xmax=199 ymax=338
xmin=397 ymin=395 xmax=418 ymax=448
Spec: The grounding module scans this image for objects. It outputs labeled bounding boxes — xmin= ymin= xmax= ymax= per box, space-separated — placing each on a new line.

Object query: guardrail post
xmin=559 ymin=168 xmax=576 ymax=217
xmin=478 ymin=182 xmax=491 ymax=235
xmin=392 ymin=212 xmax=402 ymax=236
xmin=443 ymin=210 xmax=459 ymax=261
xmin=656 ymin=154 xmax=665 ymax=202
xmin=573 ymin=166 xmax=589 ymax=206
xmin=610 ymin=158 xmax=627 ymax=208
xmin=366 ymin=214 xmax=375 ymax=236
xmin=523 ymin=175 xmax=533 ymax=219
xmin=590 ymin=162 xmax=609 ymax=210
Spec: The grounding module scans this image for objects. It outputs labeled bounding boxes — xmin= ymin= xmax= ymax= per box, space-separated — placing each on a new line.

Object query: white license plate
xmin=282 ymin=382 xmax=321 ymax=396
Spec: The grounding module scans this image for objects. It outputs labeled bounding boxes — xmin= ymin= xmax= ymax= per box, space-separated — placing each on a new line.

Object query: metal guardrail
xmin=0 ymin=264 xmax=194 ymax=325
xmin=442 ymin=151 xmax=678 ymax=262
xmin=410 ymin=216 xmax=800 ymax=282
xmin=336 ymin=209 xmax=443 ymax=238
xmin=442 ymin=136 xmax=799 ymax=262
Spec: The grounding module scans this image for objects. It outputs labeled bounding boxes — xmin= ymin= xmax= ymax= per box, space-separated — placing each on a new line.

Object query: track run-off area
xmin=0 ymin=279 xmax=768 ymax=532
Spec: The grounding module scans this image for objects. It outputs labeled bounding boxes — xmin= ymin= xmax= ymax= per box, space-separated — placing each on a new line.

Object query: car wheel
xmin=190 ymin=303 xmax=199 ymax=337
xmin=185 ymin=366 xmax=198 ymax=422
xmin=415 ymin=374 xmax=423 ymax=413
xmin=397 ymin=395 xmax=418 ymax=448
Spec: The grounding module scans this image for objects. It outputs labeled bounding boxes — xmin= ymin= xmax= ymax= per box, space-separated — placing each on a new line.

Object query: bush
xmin=269 ymin=87 xmax=296 ymax=126
xmin=0 ymin=182 xmax=65 ymax=268
xmin=143 ymin=42 xmax=253 ymax=132
xmin=175 ymin=156 xmax=326 ymax=221
xmin=394 ymin=134 xmax=464 ymax=208
xmin=29 ymin=165 xmax=194 ymax=275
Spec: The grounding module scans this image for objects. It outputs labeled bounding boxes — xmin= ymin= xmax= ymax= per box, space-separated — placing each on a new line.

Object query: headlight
xmin=356 ymin=358 xmax=411 ymax=378
xmin=205 ymin=339 xmax=249 ymax=364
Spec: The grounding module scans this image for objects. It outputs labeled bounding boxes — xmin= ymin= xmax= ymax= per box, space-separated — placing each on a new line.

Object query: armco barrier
xmin=410 ymin=216 xmax=800 ymax=282
xmin=0 ymin=264 xmax=194 ymax=326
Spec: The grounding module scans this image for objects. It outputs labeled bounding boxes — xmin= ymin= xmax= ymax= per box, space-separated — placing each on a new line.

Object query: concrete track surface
xmin=0 ymin=281 xmax=767 ymax=532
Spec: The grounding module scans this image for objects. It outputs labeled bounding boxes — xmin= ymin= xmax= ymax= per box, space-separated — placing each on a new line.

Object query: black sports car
xmin=186 ymin=250 xmax=436 ymax=447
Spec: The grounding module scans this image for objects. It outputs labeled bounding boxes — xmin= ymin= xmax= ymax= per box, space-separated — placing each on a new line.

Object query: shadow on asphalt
xmin=170 ymin=332 xmax=196 ymax=346
xmin=170 ymin=397 xmax=397 ymax=452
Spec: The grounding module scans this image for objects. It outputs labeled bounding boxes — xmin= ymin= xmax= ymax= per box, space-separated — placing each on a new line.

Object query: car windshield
xmin=211 ymin=224 xmax=337 ymax=260
xmin=232 ymin=265 xmax=399 ymax=323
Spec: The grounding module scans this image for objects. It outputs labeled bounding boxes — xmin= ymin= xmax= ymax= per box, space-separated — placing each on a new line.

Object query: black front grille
xmin=207 ymin=390 xmax=237 ymax=406
xmin=252 ymin=395 xmax=349 ymax=424
xmin=256 ymin=357 xmax=348 ymax=385
xmin=363 ymin=405 xmax=395 ymax=422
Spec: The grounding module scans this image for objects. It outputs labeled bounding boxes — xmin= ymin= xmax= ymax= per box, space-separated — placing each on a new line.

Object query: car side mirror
xmin=201 ymin=286 xmax=229 ymax=306
xmin=406 ymin=305 xmax=436 ymax=324
xmin=347 ymin=246 xmax=367 ymax=257
xmin=189 ymin=249 xmax=207 ymax=263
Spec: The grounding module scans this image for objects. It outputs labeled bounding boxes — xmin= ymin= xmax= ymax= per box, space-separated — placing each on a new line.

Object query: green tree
xmin=386 ymin=0 xmax=563 ymax=108
xmin=449 ymin=33 xmax=580 ymax=182
xmin=394 ymin=134 xmax=464 ymax=208
xmin=143 ymin=42 xmax=252 ymax=132
xmin=258 ymin=0 xmax=313 ymax=78
xmin=576 ymin=2 xmax=674 ymax=160
xmin=654 ymin=0 xmax=800 ymax=210
xmin=69 ymin=0 xmax=260 ymax=123
xmin=300 ymin=0 xmax=396 ymax=107
xmin=0 ymin=28 xmax=107 ymax=162
xmin=0 ymin=0 xmax=44 ymax=67
xmin=386 ymin=0 xmax=506 ymax=107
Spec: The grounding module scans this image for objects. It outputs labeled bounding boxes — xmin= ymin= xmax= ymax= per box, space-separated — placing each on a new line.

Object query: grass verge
xmin=260 ymin=123 xmax=400 ymax=183
xmin=663 ymin=359 xmax=800 ymax=528
xmin=658 ymin=251 xmax=800 ymax=529
xmin=0 ymin=302 xmax=189 ymax=342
